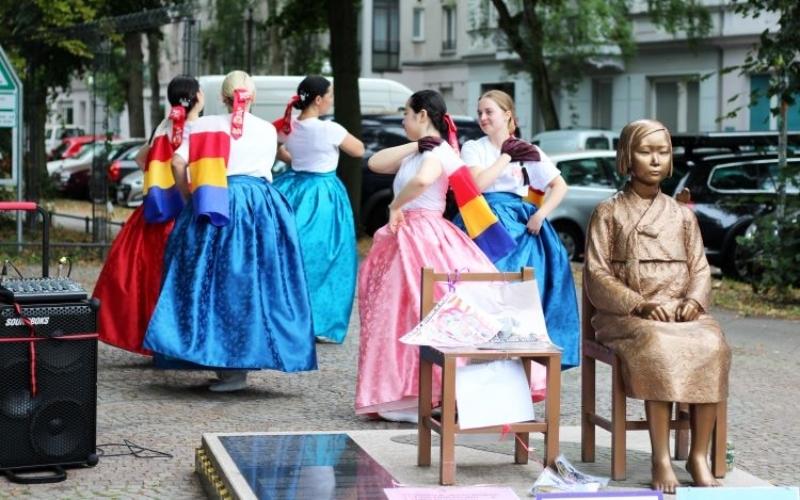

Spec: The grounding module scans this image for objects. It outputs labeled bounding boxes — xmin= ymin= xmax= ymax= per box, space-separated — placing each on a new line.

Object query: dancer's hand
xmin=634 ymin=302 xmax=670 ymax=322
xmin=676 ymin=298 xmax=701 ymax=322
xmin=388 ymin=204 xmax=405 ymax=234
xmin=501 ymin=137 xmax=540 ymax=162
xmin=526 ymin=212 xmax=545 ymax=235
xmin=417 ymin=136 xmax=443 ymax=153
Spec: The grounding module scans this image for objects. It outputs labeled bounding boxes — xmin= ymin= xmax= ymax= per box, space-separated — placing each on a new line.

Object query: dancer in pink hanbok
xmin=355 ymin=90 xmax=513 ymax=422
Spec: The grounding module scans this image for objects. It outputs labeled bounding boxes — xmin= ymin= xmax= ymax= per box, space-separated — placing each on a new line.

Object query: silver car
xmin=546 ymin=150 xmax=622 ymax=260
xmin=117 ymin=169 xmax=144 ymax=207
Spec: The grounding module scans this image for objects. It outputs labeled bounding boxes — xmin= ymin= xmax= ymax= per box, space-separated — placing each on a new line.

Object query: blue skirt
xmin=143 ymin=176 xmax=317 ymax=371
xmin=454 ymin=191 xmax=580 ymax=368
xmin=273 ymin=170 xmax=357 ymax=343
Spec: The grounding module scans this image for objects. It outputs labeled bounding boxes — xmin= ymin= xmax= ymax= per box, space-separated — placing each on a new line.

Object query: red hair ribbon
xmin=272 ymin=95 xmax=301 ymax=135
xmin=231 ymin=88 xmax=253 ymax=140
xmin=443 ymin=113 xmax=460 ymax=154
xmin=168 ymin=106 xmax=187 ymax=148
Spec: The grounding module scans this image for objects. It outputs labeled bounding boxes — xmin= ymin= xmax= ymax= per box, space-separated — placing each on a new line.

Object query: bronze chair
xmin=580 ymin=282 xmax=727 ymax=480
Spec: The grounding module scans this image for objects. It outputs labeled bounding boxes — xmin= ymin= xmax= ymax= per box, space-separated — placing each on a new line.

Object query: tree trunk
xmin=327 ymin=0 xmax=363 ymax=230
xmin=490 ymin=0 xmax=561 ymax=130
xmin=267 ymin=0 xmax=283 ymax=74
xmin=124 ymin=32 xmax=146 ymax=138
xmin=528 ymin=53 xmax=560 ymax=130
xmin=23 ymin=66 xmax=48 ymax=205
xmin=147 ymin=30 xmax=162 ymax=132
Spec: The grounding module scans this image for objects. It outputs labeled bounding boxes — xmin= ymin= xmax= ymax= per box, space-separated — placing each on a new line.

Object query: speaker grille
xmin=0 ymin=302 xmax=97 ymax=470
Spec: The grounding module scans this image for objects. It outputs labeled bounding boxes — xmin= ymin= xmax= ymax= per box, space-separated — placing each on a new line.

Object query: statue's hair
xmin=616 ymin=119 xmax=673 ymax=177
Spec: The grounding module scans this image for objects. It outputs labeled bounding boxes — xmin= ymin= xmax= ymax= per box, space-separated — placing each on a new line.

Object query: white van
xmin=196 ymin=75 xmax=413 ymax=122
xmin=531 ymin=129 xmax=619 ymax=155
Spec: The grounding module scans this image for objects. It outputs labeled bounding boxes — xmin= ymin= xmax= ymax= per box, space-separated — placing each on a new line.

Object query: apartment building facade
xmin=359 ymin=0 xmax=797 ymax=138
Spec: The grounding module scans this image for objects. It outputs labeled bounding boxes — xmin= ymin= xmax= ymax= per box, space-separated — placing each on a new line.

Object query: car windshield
xmin=74 ymin=143 xmax=104 ymax=160
xmin=51 ymin=141 xmax=70 ymax=157
xmin=122 ymin=145 xmax=143 ymax=160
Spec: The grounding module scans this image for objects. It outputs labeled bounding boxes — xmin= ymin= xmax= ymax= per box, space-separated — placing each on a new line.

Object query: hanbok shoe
xmin=378 ymin=409 xmax=419 ymax=424
xmin=209 ymin=370 xmax=249 ymax=392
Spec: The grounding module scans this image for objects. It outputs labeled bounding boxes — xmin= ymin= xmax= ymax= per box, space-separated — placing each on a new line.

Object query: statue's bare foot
xmin=652 ymin=457 xmax=680 ymax=494
xmin=686 ymin=455 xmax=722 ymax=487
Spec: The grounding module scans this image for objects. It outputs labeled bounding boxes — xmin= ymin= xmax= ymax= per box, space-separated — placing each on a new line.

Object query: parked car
xmin=50 ymin=139 xmax=144 ymax=199
xmin=116 ymin=168 xmax=145 ymax=207
xmin=108 ymin=143 xmax=146 ymax=202
xmin=532 ymin=129 xmax=619 ymax=155
xmin=669 ymin=130 xmax=800 ymax=196
xmin=672 ymin=154 xmax=800 ymax=279
xmin=546 ymin=150 xmax=622 ymax=260
xmin=45 ymin=124 xmax=86 ymax=154
xmin=48 ymin=134 xmax=107 ymax=161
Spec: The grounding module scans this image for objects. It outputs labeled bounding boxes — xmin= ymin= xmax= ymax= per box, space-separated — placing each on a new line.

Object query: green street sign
xmin=0 ymin=60 xmax=15 ymax=91
xmin=0 ymin=45 xmax=22 ymax=189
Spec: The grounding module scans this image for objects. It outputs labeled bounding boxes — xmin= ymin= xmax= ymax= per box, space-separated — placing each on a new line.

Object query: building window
xmin=442 ymin=5 xmax=457 ymax=53
xmin=412 ymin=7 xmax=425 ymax=42
xmin=651 ymin=78 xmax=699 ymax=133
xmin=373 ymin=0 xmax=399 ymax=72
xmin=749 ymin=74 xmax=800 ymax=131
xmin=592 ymin=79 xmax=613 ymax=130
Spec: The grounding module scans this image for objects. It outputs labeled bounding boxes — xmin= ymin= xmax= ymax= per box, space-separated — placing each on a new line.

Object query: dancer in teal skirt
xmin=273 ymin=76 xmax=364 ymax=343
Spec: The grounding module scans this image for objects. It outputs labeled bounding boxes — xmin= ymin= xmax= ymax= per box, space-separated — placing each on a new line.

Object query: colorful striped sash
xmin=143 ymin=127 xmax=184 ymax=223
xmin=524 ymin=187 xmax=546 ymax=207
xmin=187 ymin=116 xmax=231 ymax=226
xmin=436 ymin=145 xmax=515 ymax=261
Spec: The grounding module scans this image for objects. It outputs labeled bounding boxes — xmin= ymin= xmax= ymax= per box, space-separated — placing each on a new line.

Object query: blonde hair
xmin=616 ymin=119 xmax=673 ymax=177
xmin=479 ymin=90 xmax=517 ymax=135
xmin=221 ymin=70 xmax=256 ymax=111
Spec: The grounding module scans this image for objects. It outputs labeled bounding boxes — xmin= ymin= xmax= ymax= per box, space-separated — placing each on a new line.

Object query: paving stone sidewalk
xmin=0 ymin=263 xmax=797 ymax=498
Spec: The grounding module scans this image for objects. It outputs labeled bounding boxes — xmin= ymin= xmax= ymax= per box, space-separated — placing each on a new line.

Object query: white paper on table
xmin=399 ymin=292 xmax=501 ymax=347
xmin=455 ymin=358 xmax=535 ymax=429
xmin=384 ymin=486 xmax=520 ymax=500
xmin=455 ymin=280 xmax=549 ymax=341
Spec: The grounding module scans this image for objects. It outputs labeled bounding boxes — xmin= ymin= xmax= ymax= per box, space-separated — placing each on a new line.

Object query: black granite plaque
xmin=218 ymin=433 xmax=397 ymax=499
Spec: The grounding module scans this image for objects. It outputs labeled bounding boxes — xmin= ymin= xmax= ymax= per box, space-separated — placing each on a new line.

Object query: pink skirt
xmin=355 ymin=210 xmax=500 ymax=414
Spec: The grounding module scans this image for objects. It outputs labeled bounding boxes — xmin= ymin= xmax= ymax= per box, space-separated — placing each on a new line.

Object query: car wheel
xmin=552 ymin=221 xmax=582 ymax=261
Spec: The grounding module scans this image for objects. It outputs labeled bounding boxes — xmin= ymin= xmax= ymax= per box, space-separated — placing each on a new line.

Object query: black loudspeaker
xmin=0 ymin=301 xmax=99 ymax=479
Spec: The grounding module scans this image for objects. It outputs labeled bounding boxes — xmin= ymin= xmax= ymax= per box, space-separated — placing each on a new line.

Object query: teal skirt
xmin=274 ymin=169 xmax=357 ymax=343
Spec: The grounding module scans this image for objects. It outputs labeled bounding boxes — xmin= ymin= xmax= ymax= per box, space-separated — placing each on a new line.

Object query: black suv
xmin=359 ymin=114 xmax=484 ymax=235
xmin=673 ymin=153 xmax=800 ymax=278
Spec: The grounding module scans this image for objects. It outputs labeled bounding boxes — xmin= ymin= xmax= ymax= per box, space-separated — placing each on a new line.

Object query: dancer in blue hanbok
xmin=272 ymin=76 xmax=364 ymax=343
xmin=143 ymin=70 xmax=317 ymax=391
xmin=453 ymin=90 xmax=580 ymax=368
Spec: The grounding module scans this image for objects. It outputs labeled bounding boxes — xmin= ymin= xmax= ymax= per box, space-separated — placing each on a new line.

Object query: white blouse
xmin=460 ymin=136 xmax=560 ymax=194
xmin=392 ymin=143 xmax=454 ymax=212
xmin=279 ymin=118 xmax=348 ymax=173
xmin=175 ymin=113 xmax=276 ymax=182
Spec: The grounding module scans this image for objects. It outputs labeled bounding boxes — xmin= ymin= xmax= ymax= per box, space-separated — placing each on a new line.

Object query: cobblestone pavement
xmin=0 ymin=263 xmax=797 ymax=498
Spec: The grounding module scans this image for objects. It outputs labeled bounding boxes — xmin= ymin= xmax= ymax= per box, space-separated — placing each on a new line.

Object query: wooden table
xmin=417 ymin=344 xmax=562 ymax=485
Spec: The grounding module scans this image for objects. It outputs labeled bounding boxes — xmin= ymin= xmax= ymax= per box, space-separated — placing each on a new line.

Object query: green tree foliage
xmin=0 ymin=0 xmax=100 ymax=202
xmin=201 ymin=0 xmax=249 ymax=73
xmin=727 ymin=0 xmax=800 ymax=295
xmin=98 ymin=0 xmax=171 ymax=138
xmin=270 ymin=0 xmax=362 ymax=226
xmin=478 ymin=0 xmax=711 ymax=130
xmin=268 ymin=0 xmax=328 ymax=75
